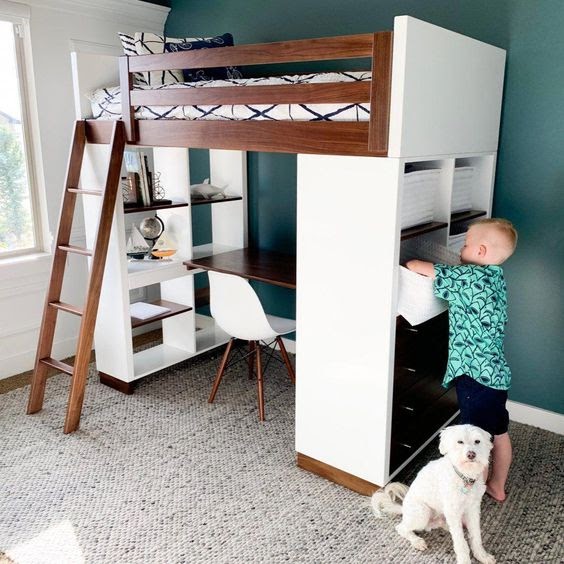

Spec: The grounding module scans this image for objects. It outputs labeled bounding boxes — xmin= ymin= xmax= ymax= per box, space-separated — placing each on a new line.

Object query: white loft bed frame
xmin=71 ymin=16 xmax=506 ymax=490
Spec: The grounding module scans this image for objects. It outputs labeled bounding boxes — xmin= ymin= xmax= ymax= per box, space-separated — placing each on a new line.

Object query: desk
xmin=183 ymin=248 xmax=296 ymax=289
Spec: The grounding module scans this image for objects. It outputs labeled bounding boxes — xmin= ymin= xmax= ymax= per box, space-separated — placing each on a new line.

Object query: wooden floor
xmin=0 ymin=330 xmax=161 ymax=395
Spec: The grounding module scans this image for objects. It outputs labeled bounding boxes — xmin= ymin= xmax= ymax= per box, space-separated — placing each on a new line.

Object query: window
xmin=0 ymin=11 xmax=44 ymax=258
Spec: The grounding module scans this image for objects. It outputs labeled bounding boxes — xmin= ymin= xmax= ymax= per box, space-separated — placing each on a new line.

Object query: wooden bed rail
xmin=112 ymin=31 xmax=393 ymax=156
xmin=128 ymin=34 xmax=376 ymax=72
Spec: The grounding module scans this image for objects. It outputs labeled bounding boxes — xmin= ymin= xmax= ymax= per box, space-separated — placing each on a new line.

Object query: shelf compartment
xmin=132 ymin=344 xmax=195 ymax=380
xmin=124 ymin=200 xmax=189 ymax=214
xmin=130 ymin=299 xmax=192 ymax=329
xmin=194 ymin=314 xmax=231 ymax=352
xmin=127 ymin=258 xmax=189 ymax=290
xmin=191 ymin=195 xmax=243 ymax=206
xmin=449 ymin=209 xmax=487 ymax=235
xmin=131 ymin=314 xmax=230 ymax=380
xmin=400 ymin=221 xmax=448 ymax=241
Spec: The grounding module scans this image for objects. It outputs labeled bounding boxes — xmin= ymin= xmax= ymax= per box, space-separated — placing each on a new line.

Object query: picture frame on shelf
xmin=122 ymin=173 xmax=142 ymax=208
xmin=124 ymin=150 xmax=151 ymax=206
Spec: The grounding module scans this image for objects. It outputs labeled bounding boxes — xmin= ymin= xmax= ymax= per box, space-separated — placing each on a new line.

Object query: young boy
xmin=406 ymin=218 xmax=518 ymax=502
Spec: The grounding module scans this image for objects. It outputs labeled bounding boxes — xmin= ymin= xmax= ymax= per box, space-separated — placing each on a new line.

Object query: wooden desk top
xmin=183 ymin=248 xmax=296 ymax=289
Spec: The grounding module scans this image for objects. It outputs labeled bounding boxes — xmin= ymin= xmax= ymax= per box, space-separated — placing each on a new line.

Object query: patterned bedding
xmin=90 ymin=71 xmax=371 ymax=122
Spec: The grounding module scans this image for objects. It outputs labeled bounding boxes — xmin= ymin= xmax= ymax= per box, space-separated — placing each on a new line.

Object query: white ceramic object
xmin=190 ymin=178 xmax=226 ymax=199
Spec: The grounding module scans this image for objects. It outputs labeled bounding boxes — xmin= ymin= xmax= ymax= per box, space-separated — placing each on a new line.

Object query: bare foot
xmin=485 ymin=485 xmax=507 ymax=502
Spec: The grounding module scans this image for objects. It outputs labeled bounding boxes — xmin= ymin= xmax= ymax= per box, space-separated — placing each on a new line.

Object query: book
xmin=130 ymin=302 xmax=171 ymax=320
xmin=124 ymin=150 xmax=150 ymax=206
xmin=123 ymin=172 xmax=142 ymax=207
xmin=139 ymin=151 xmax=151 ymax=205
xmin=143 ymin=154 xmax=153 ymax=202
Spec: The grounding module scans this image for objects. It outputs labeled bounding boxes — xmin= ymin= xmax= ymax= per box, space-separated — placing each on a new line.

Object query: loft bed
xmin=71 ymin=16 xmax=506 ymax=491
xmin=75 ymin=16 xmax=505 ymax=159
xmin=82 ymin=33 xmax=392 ymax=156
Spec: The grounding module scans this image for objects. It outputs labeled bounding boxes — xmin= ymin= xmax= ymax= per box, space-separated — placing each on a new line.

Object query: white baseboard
xmin=0 ymin=335 xmax=79 ymax=380
xmin=507 ymin=400 xmax=564 ymax=435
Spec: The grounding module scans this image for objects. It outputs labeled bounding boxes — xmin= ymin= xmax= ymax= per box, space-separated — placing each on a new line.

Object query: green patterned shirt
xmin=433 ymin=264 xmax=511 ymax=390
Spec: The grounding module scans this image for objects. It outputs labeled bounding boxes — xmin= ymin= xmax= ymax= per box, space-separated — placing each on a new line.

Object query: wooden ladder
xmin=27 ymin=120 xmax=126 ymax=433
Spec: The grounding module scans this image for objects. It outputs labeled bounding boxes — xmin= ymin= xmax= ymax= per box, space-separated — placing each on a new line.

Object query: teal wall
xmin=166 ymin=1 xmax=564 ymax=414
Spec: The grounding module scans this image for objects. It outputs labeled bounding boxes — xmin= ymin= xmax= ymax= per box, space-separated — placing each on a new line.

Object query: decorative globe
xmin=139 ymin=216 xmax=164 ymax=240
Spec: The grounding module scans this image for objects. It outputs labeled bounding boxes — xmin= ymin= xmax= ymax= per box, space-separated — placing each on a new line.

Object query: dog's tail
xmin=371 ymin=482 xmax=409 ymax=518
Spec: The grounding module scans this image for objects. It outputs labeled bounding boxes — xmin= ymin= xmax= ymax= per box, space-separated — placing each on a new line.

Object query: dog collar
xmin=452 ymin=464 xmax=477 ymax=494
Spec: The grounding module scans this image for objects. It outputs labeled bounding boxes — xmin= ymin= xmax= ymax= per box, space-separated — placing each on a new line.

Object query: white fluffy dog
xmin=372 ymin=424 xmax=495 ymax=564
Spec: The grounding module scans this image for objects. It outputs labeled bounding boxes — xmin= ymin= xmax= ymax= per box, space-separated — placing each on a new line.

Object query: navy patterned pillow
xmin=164 ymin=33 xmax=243 ymax=82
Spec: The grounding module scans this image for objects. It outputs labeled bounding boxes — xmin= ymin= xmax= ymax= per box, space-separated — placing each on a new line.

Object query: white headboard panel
xmin=388 ymin=16 xmax=506 ymax=158
xmin=71 ymin=52 xmax=119 ymax=119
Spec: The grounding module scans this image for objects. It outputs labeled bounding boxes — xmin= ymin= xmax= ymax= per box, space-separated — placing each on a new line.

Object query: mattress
xmin=90 ymin=71 xmax=371 ymax=122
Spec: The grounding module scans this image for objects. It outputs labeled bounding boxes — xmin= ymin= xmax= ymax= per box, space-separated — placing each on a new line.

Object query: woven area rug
xmin=1 ymin=346 xmax=562 ymax=563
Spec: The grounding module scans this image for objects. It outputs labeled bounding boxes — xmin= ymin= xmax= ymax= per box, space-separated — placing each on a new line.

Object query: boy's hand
xmin=405 ymin=259 xmax=436 ymax=279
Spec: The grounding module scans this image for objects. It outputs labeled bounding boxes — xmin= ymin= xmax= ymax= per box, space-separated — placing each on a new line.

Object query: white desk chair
xmin=208 ymin=270 xmax=296 ymax=421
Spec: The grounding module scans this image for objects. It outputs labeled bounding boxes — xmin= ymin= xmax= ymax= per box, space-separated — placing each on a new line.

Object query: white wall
xmin=0 ymin=0 xmax=168 ymax=379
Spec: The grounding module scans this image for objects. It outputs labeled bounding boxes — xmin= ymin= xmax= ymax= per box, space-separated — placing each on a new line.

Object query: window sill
xmin=0 ymin=251 xmax=52 ymax=283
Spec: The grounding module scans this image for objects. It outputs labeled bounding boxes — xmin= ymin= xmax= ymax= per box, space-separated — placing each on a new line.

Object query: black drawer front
xmin=390 ymin=386 xmax=458 ymax=473
xmin=395 ymin=313 xmax=448 ymax=373
xmin=390 ymin=312 xmax=453 ymax=474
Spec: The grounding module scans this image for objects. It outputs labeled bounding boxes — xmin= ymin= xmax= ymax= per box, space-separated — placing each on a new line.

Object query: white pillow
xmin=118 ymin=32 xmax=148 ymax=85
xmin=134 ymin=32 xmax=222 ymax=86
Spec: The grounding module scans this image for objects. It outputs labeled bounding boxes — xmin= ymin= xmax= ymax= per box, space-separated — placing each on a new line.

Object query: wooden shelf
xmin=124 ymin=201 xmax=188 ymax=214
xmin=190 ymin=195 xmax=243 ymax=206
xmin=450 ymin=209 xmax=487 ymax=235
xmin=451 ymin=209 xmax=486 ymax=223
xmin=130 ymin=299 xmax=192 ymax=328
xmin=401 ymin=221 xmax=448 ymax=241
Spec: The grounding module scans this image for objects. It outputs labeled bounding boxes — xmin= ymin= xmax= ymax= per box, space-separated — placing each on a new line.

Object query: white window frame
xmin=0 ymin=1 xmax=49 ymax=260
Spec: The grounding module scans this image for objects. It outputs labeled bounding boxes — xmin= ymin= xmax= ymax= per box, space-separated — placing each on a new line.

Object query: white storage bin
xmin=397 ymin=266 xmax=447 ymax=326
xmin=452 ymin=166 xmax=474 ymax=212
xmin=401 ymin=169 xmax=440 ymax=229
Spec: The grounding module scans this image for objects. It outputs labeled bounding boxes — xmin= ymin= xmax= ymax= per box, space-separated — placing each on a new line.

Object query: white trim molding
xmin=18 ymin=0 xmax=168 ymax=29
xmin=508 ymin=400 xmax=564 ymax=435
xmin=0 ymin=0 xmax=30 ymax=19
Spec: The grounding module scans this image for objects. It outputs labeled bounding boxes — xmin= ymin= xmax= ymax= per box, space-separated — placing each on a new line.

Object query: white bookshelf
xmin=81 ymin=147 xmax=247 ymax=388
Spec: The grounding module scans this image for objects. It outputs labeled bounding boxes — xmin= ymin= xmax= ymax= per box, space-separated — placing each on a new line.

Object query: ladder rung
xmin=49 ymin=301 xmax=83 ymax=316
xmin=39 ymin=357 xmax=74 ymax=375
xmin=58 ymin=244 xmax=93 ymax=256
xmin=68 ymin=188 xmax=103 ymax=196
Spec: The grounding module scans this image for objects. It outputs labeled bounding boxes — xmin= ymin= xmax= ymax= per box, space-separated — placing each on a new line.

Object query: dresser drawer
xmin=395 ymin=313 xmax=448 ymax=372
xmin=394 ymin=371 xmax=446 ymax=418
xmin=390 ymin=386 xmax=458 ymax=473
xmin=390 ymin=312 xmax=453 ymax=473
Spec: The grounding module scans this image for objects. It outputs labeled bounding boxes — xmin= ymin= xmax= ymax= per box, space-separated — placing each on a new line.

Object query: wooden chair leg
xmin=208 ymin=338 xmax=235 ymax=403
xmin=276 ymin=336 xmax=295 ymax=384
xmin=248 ymin=341 xmax=256 ymax=379
xmin=256 ymin=344 xmax=265 ymax=421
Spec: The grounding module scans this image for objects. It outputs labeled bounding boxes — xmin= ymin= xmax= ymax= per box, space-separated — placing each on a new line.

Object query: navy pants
xmin=455 ymin=375 xmax=509 ymax=437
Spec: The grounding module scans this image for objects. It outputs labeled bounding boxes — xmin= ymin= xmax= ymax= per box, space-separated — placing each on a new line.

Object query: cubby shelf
xmin=191 ymin=195 xmax=242 ymax=206
xmin=124 ymin=200 xmax=188 ymax=214
xmin=130 ymin=299 xmax=192 ymax=329
xmin=401 ymin=221 xmax=448 ymax=241
xmin=84 ymin=147 xmax=247 ymax=389
xmin=451 ymin=209 xmax=487 ymax=223
xmin=400 ymin=210 xmax=487 ymax=241
xmin=131 ymin=314 xmax=230 ymax=381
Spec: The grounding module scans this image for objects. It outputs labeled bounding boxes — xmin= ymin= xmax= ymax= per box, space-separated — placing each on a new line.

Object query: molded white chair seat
xmin=265 ymin=314 xmax=296 ymax=337
xmin=208 ymin=270 xmax=296 ymax=421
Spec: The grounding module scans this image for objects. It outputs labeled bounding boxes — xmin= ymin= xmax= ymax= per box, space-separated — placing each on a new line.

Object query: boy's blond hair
xmin=473 ymin=218 xmax=518 ymax=260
